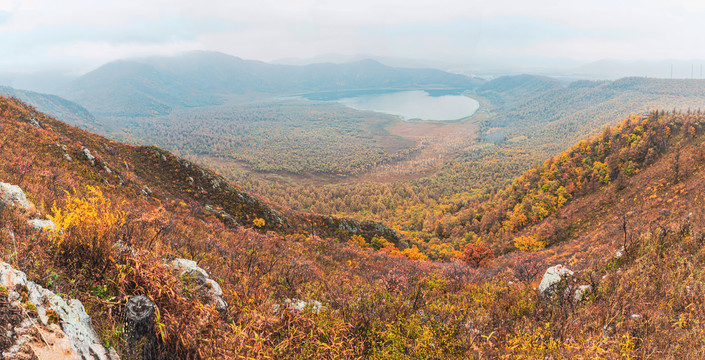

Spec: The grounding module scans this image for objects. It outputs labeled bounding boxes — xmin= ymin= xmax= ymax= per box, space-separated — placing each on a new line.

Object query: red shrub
xmin=461 ymin=243 xmax=494 ymax=268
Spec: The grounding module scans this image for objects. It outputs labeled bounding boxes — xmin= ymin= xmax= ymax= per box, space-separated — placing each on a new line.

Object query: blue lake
xmin=335 ymin=90 xmax=479 ymax=121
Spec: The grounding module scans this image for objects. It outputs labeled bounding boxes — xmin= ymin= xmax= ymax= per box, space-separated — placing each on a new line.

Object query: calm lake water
xmin=336 ymin=90 xmax=479 ymax=121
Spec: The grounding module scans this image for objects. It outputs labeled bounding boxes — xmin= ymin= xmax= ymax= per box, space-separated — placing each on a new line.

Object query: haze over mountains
xmin=57 ymin=51 xmax=481 ymax=118
xmin=0 ymin=51 xmax=703 ymax=130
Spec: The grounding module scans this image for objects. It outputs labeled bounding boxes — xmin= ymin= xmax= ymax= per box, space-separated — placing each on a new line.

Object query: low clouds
xmin=0 ymin=0 xmax=704 ymax=72
xmin=45 ymin=41 xmax=204 ymax=63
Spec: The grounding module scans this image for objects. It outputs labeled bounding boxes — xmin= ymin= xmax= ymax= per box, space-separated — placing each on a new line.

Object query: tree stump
xmin=124 ymin=295 xmax=157 ymax=360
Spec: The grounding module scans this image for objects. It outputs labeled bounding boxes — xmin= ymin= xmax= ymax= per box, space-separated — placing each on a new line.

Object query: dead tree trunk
xmin=124 ymin=295 xmax=157 ymax=360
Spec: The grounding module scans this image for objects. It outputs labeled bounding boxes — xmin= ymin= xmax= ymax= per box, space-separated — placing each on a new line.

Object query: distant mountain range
xmin=59 ymin=51 xmax=482 ymax=118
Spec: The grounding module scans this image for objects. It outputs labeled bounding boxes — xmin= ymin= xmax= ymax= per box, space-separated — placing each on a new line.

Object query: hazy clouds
xmin=1 ymin=0 xmax=704 ymax=72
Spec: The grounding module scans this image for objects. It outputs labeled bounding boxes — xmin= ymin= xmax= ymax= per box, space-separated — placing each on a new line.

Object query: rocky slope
xmin=0 ymin=182 xmax=117 ymax=359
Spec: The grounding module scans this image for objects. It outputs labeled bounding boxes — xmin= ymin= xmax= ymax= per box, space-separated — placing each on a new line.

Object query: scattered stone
xmin=538 ymin=264 xmax=574 ymax=296
xmin=280 ymin=298 xmax=324 ymax=314
xmin=602 ymin=322 xmax=617 ymax=338
xmin=204 ymin=205 xmax=240 ymax=228
xmin=142 ymin=186 xmax=152 ymax=196
xmin=170 ymin=259 xmax=228 ymax=312
xmin=28 ymin=116 xmax=41 ymax=128
xmin=0 ymin=261 xmax=119 ymax=359
xmin=188 ymin=177 xmax=194 ymax=185
xmin=81 ymin=146 xmax=96 ymax=166
xmin=64 ymin=153 xmax=73 ymax=161
xmin=103 ymin=165 xmax=112 ymax=174
xmin=27 ymin=219 xmax=55 ymax=232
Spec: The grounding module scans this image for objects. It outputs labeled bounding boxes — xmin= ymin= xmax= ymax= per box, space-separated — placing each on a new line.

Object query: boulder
xmin=0 ymin=261 xmax=119 ymax=359
xmin=538 ymin=264 xmax=573 ymax=296
xmin=172 ymin=259 xmax=208 ymax=281
xmin=0 ymin=182 xmax=34 ymax=212
xmin=171 ymin=258 xmax=228 ymax=312
xmin=81 ymin=146 xmax=96 ymax=166
xmin=29 ymin=116 xmax=41 ymax=128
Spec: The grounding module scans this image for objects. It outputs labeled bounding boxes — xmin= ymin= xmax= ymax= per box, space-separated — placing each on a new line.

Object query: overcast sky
xmin=1 ymin=0 xmax=704 ymax=73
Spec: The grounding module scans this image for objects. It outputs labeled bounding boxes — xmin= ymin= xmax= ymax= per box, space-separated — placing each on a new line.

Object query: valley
xmin=11 ymin=54 xmax=705 ymax=256
xmin=78 ymin=71 xmax=705 ymax=249
xmin=4 ymin=90 xmax=705 ymax=358
xmin=6 ymin=0 xmax=705 ymax=357
xmin=5 ymin=51 xmax=705 ymax=359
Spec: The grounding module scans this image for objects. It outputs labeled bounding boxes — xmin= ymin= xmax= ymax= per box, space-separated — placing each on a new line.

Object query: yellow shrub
xmin=253 ymin=218 xmax=265 ymax=228
xmin=514 ymin=235 xmax=545 ymax=252
xmin=402 ymin=245 xmax=428 ymax=261
xmin=370 ymin=236 xmax=393 ymax=250
xmin=349 ymin=234 xmax=368 ymax=248
xmin=48 ymin=186 xmax=124 ymax=264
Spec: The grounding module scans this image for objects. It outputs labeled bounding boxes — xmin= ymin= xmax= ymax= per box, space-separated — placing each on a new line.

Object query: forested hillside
xmin=464 ymin=110 xmax=705 ymax=251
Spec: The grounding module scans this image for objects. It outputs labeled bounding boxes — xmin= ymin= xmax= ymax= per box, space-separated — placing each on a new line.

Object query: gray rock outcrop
xmin=1 ymin=182 xmax=58 ymax=231
xmin=0 ymin=261 xmax=119 ymax=359
xmin=0 ymin=182 xmax=34 ymax=211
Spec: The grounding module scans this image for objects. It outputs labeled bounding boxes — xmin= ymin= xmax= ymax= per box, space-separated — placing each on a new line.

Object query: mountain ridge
xmin=61 ymin=51 xmax=482 ymax=118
